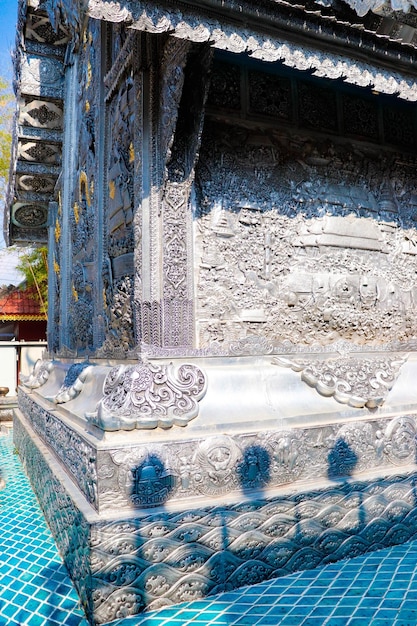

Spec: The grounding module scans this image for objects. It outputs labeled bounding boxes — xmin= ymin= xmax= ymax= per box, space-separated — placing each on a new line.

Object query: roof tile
xmin=0 ymin=286 xmax=46 ymax=320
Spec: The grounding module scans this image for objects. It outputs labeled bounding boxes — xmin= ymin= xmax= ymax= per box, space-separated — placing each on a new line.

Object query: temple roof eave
xmin=6 ymin=0 xmax=417 ymax=246
xmin=85 ymin=0 xmax=417 ymax=100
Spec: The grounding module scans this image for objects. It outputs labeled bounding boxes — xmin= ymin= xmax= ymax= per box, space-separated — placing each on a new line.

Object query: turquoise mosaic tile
xmin=5 ymin=427 xmax=417 ymax=625
xmin=0 ymin=432 xmax=88 ymax=626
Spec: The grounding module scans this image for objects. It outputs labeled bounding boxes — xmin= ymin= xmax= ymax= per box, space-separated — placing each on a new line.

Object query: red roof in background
xmin=0 ymin=286 xmax=47 ymax=321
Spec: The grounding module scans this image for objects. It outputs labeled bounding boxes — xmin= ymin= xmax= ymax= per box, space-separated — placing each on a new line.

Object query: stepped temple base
xmin=14 ymin=354 xmax=417 ymax=625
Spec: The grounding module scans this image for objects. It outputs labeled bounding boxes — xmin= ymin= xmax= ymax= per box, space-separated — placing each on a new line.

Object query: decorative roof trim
xmin=0 ymin=314 xmax=47 ymax=321
xmin=343 ymin=0 xmax=417 ymax=17
xmin=86 ymin=1 xmax=417 ymax=100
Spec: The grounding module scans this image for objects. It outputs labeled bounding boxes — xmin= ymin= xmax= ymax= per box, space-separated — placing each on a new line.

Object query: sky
xmin=0 ymin=0 xmax=23 ymax=278
xmin=0 ymin=0 xmax=18 ymax=79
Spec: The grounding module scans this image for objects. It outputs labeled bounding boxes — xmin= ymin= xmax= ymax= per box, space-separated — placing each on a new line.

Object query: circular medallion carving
xmin=13 ymin=204 xmax=48 ymax=228
xmin=385 ymin=416 xmax=416 ymax=466
xmin=194 ymin=435 xmax=241 ymax=496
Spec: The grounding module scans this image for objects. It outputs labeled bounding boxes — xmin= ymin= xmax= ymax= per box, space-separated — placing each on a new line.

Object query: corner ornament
xmin=273 ymin=354 xmax=407 ymax=409
xmin=20 ymin=359 xmax=54 ymax=389
xmin=51 ymin=362 xmax=93 ymax=404
xmin=86 ymin=361 xmax=207 ymax=431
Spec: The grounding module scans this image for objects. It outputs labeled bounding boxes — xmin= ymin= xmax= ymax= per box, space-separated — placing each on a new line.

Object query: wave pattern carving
xmin=13 ymin=409 xmax=417 ymax=625
xmin=89 ymin=474 xmax=417 ymax=622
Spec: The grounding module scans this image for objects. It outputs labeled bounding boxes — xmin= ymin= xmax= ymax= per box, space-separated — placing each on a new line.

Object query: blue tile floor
xmin=2 ymin=427 xmax=417 ymax=625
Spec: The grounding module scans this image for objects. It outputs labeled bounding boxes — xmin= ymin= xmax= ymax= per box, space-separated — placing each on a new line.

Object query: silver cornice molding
xmin=343 ymin=0 xmax=417 ymax=16
xmin=85 ymin=0 xmax=417 ymax=100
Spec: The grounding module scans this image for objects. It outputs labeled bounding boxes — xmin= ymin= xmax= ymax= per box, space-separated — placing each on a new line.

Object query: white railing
xmin=0 ymin=341 xmax=47 ymax=396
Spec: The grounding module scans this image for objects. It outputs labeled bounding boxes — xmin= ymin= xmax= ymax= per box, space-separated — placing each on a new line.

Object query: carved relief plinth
xmin=16 ymin=352 xmax=417 ymax=517
xmin=14 ymin=389 xmax=417 ymax=624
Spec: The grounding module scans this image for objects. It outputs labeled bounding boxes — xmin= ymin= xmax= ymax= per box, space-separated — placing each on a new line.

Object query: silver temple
xmin=7 ymin=0 xmax=417 ymax=623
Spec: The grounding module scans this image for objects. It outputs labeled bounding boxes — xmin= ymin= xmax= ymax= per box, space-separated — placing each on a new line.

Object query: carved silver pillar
xmin=162 ymin=180 xmax=194 ymax=347
xmin=47 ymin=201 xmax=58 ymax=352
xmin=138 ymin=38 xmax=212 ymax=350
xmin=59 ymin=53 xmax=79 ymax=352
xmin=138 ymin=35 xmax=164 ymax=347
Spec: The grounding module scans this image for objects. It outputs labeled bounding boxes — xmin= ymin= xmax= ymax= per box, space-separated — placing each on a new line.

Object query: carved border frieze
xmin=8 ymin=6 xmax=66 ymax=245
xmin=13 ymin=416 xmax=93 ymax=617
xmin=96 ymin=413 xmax=417 ymax=511
xmin=18 ymin=390 xmax=98 ymax=508
xmin=86 ymin=2 xmax=417 ymax=100
xmin=104 ymin=31 xmax=136 ymax=101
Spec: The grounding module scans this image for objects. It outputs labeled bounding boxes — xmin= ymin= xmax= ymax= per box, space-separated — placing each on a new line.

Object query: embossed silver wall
xmin=194 ymin=115 xmax=417 ymax=352
xmin=9 ymin=2 xmax=417 ymax=625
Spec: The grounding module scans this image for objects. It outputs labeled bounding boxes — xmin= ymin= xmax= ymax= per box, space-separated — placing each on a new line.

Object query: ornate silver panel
xmin=195 ymin=122 xmax=417 ymax=353
xmin=20 ymin=54 xmax=64 ymax=99
xmin=87 ymin=361 xmax=207 ymax=431
xmin=274 ymin=354 xmax=407 ymax=408
xmin=95 ymin=413 xmax=417 ymax=511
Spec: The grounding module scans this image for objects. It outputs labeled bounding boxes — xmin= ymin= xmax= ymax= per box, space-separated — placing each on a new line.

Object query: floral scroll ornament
xmin=20 ymin=359 xmax=54 ymax=389
xmin=273 ymin=354 xmax=407 ymax=408
xmin=51 ymin=362 xmax=93 ymax=404
xmin=86 ymin=361 xmax=207 ymax=431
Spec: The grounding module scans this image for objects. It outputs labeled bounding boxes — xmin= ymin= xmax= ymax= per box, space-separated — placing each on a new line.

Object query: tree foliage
xmin=16 ymin=246 xmax=48 ymax=315
xmin=0 ymin=77 xmax=13 ymax=195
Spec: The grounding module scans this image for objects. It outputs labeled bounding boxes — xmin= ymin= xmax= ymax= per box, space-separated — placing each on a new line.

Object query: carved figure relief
xmin=110 ymin=448 xmax=177 ymax=508
xmin=193 ymin=436 xmax=241 ymax=496
xmin=12 ymin=203 xmax=48 ymax=228
xmin=195 ymin=121 xmax=417 ymax=352
xmin=385 ymin=416 xmax=417 ymax=466
xmin=101 ymin=54 xmax=136 ymax=356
